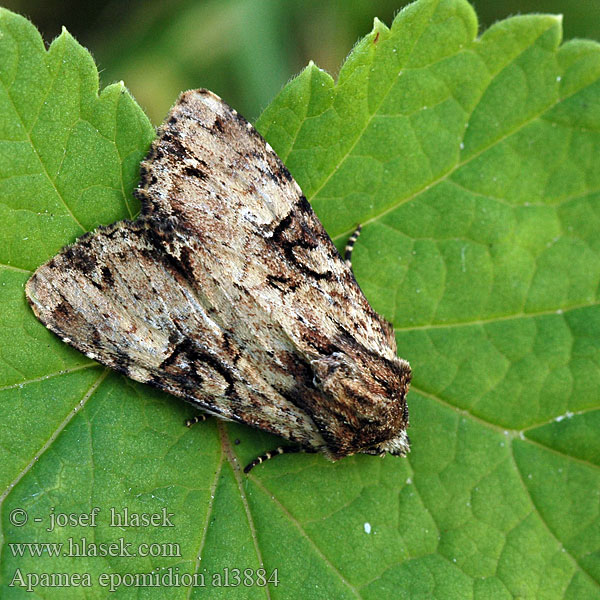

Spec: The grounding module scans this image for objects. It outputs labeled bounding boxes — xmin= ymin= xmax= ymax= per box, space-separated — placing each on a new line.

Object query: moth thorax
xmin=311 ymin=351 xmax=410 ymax=455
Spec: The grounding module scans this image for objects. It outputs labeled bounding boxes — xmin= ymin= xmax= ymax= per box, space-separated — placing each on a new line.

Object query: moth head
xmin=311 ymin=351 xmax=411 ymax=458
xmin=360 ymin=428 xmax=411 ymax=457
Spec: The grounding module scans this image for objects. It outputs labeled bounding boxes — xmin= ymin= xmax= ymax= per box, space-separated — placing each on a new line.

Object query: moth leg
xmin=243 ymin=446 xmax=305 ymax=474
xmin=344 ymin=224 xmax=363 ymax=269
xmin=185 ymin=414 xmax=207 ymax=427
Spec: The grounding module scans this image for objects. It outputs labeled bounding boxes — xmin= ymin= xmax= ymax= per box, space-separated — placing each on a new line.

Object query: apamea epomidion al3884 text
xmin=26 ymin=89 xmax=411 ymax=473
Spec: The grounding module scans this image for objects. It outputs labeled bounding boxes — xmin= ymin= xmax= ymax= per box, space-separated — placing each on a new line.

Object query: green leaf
xmin=1 ymin=1 xmax=599 ymax=598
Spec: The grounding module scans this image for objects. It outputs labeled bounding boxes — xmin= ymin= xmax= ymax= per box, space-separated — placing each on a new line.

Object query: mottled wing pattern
xmin=134 ymin=90 xmax=408 ymax=455
xmin=25 ymin=221 xmax=326 ymax=451
xmin=136 ymin=90 xmax=398 ymax=364
xmin=26 ymin=90 xmax=410 ymax=460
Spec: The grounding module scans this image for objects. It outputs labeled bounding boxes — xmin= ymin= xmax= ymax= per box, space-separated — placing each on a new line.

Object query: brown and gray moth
xmin=25 ymin=89 xmax=412 ymax=473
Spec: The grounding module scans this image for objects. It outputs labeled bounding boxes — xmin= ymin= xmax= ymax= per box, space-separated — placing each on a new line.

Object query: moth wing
xmin=25 ymin=223 xmax=326 ymax=451
xmin=137 ymin=89 xmax=398 ymax=364
xmin=133 ymin=89 xmax=408 ymax=457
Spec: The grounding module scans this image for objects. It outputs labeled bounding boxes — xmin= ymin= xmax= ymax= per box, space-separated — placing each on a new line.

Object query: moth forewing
xmin=26 ymin=89 xmax=411 ymax=471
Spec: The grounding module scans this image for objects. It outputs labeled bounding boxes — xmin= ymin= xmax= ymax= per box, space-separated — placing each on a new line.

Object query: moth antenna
xmin=185 ymin=414 xmax=207 ymax=427
xmin=344 ymin=224 xmax=363 ymax=268
xmin=243 ymin=446 xmax=305 ymax=474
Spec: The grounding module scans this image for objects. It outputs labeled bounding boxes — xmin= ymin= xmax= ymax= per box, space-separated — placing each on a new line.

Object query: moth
xmin=25 ymin=89 xmax=411 ymax=472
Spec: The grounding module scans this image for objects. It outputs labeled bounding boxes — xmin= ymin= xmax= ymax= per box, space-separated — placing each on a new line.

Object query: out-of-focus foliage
xmin=3 ymin=0 xmax=599 ymax=123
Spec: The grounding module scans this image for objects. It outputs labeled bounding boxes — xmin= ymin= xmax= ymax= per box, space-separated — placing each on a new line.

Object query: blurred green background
xmin=4 ymin=0 xmax=599 ymax=124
